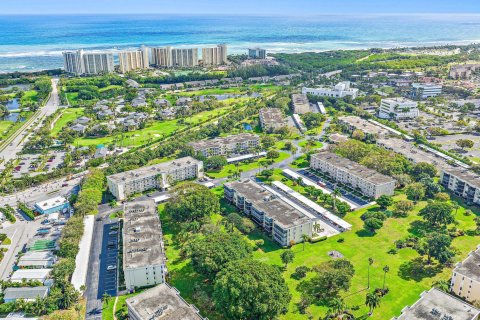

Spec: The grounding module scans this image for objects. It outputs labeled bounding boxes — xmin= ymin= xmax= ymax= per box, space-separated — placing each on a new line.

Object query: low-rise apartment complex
xmin=393 ymin=288 xmax=480 ymax=320
xmin=291 ymin=94 xmax=310 ymax=114
xmin=310 ymin=151 xmax=395 ymax=199
xmin=224 ymin=179 xmax=313 ymax=247
xmin=259 ymin=108 xmax=286 ymax=132
xmin=188 ymin=133 xmax=259 ymax=157
xmin=451 ymin=246 xmax=480 ymax=303
xmin=440 ymin=169 xmax=480 ymax=205
xmin=107 ymin=157 xmax=203 ymax=200
xmin=378 ymin=97 xmax=419 ymax=120
xmin=302 ymin=81 xmax=359 ymax=99
xmin=126 ymin=283 xmax=205 ymax=320
xmin=411 ymin=83 xmax=442 ymax=99
xmin=337 ymin=115 xmax=390 ymax=140
xmin=123 ymin=201 xmax=165 ymax=291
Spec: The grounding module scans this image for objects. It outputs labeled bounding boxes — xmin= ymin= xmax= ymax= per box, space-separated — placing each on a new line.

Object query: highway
xmin=0 ymin=78 xmax=62 ymax=169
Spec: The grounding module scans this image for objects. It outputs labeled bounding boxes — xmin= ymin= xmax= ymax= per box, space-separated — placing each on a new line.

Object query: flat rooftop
xmin=107 ymin=156 xmax=200 ymax=184
xmin=34 ymin=196 xmax=68 ymax=211
xmin=395 ymin=288 xmax=480 ymax=320
xmin=123 ymin=200 xmax=164 ymax=269
xmin=338 ymin=115 xmax=390 ymax=136
xmin=259 ymin=108 xmax=285 ymax=123
xmin=377 ymin=138 xmax=455 ymax=171
xmin=126 ymin=283 xmax=204 ymax=320
xmin=225 ymin=180 xmax=312 ymax=229
xmin=444 ymin=168 xmax=480 ymax=190
xmin=11 ymin=269 xmax=51 ymax=281
xmin=188 ymin=133 xmax=258 ymax=150
xmin=454 ymin=247 xmax=480 ymax=283
xmin=311 ymin=151 xmax=395 ymax=185
xmin=382 ymin=97 xmax=417 ymax=104
xmin=291 ymin=93 xmax=309 ymax=107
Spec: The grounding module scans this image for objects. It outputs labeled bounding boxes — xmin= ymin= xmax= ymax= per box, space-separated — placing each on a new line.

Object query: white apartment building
xmin=259 ymin=108 xmax=286 ymax=132
xmin=378 ymin=97 xmax=419 ymax=120
xmin=248 ymin=48 xmax=267 ymax=59
xmin=151 ymin=46 xmax=173 ymax=67
xmin=202 ymin=44 xmax=228 ymax=66
xmin=188 ymin=133 xmax=259 ymax=157
xmin=224 ymin=180 xmax=313 ymax=247
xmin=62 ymin=49 xmax=114 ymax=75
xmin=411 ymin=82 xmax=442 ymax=99
xmin=451 ymin=246 xmax=480 ymax=303
xmin=171 ymin=48 xmax=199 ymax=67
xmin=107 ymin=157 xmax=203 ymax=200
xmin=126 ymin=283 xmax=205 ymax=320
xmin=302 ymin=81 xmax=359 ymax=99
xmin=310 ymin=151 xmax=395 ymax=199
xmin=393 ymin=288 xmax=480 ymax=320
xmin=440 ymin=169 xmax=480 ymax=206
xmin=123 ymin=201 xmax=165 ymax=290
xmin=291 ymin=93 xmax=310 ymax=114
xmin=118 ymin=46 xmax=149 ymax=73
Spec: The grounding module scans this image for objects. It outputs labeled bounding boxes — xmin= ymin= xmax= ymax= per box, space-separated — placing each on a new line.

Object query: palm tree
xmin=332 ymin=188 xmax=341 ymax=212
xmin=367 ymin=257 xmax=374 ymax=289
xmin=328 ymin=298 xmax=346 ymax=318
xmin=301 ymin=234 xmax=309 ymax=251
xmin=102 ymin=292 xmax=111 ymax=306
xmin=382 ymin=265 xmax=390 ymax=290
xmin=365 ymin=292 xmax=380 ymax=316
xmin=313 ymin=222 xmax=323 ymax=233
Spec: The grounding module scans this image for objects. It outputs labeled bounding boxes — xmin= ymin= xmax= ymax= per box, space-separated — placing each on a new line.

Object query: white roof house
xmin=17 ymin=251 xmax=57 ymax=268
xmin=34 ymin=196 xmax=69 ymax=213
xmin=10 ymin=269 xmax=51 ymax=283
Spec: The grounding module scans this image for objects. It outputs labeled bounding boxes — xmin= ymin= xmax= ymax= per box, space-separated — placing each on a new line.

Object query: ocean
xmin=1 ymin=14 xmax=480 ymax=73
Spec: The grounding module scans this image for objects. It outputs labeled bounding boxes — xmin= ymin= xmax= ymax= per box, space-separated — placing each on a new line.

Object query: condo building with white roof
xmin=126 ymin=283 xmax=205 ymax=320
xmin=378 ymin=97 xmax=419 ymax=120
xmin=188 ymin=133 xmax=260 ymax=157
xmin=310 ymin=151 xmax=395 ymax=199
xmin=451 ymin=246 xmax=480 ymax=303
xmin=302 ymin=81 xmax=359 ymax=99
xmin=123 ymin=201 xmax=165 ymax=290
xmin=259 ymin=108 xmax=286 ymax=132
xmin=224 ymin=179 xmax=314 ymax=247
xmin=118 ymin=46 xmax=149 ymax=73
xmin=440 ymin=168 xmax=480 ymax=206
xmin=107 ymin=157 xmax=203 ymax=200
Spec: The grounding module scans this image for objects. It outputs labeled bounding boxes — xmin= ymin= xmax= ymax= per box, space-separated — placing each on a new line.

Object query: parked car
xmin=107 ymin=265 xmax=117 ymax=271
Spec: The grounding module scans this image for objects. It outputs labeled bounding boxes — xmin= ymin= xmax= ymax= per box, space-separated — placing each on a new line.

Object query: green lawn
xmin=205 ymin=151 xmax=291 ymax=179
xmin=159 ymin=179 xmax=480 ymax=319
xmin=0 ymin=121 xmax=14 ymax=135
xmin=298 ymin=140 xmax=323 ymax=149
xmin=50 ymin=108 xmax=85 ymax=136
xmin=99 ymin=85 xmax=123 ymax=93
xmin=102 ymin=291 xmax=143 ymax=320
xmin=65 ymin=92 xmax=79 ymax=106
xmin=20 ymin=90 xmax=38 ymax=105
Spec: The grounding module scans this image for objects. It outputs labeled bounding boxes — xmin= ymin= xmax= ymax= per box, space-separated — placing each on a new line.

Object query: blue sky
xmin=1 ymin=0 xmax=479 ymax=15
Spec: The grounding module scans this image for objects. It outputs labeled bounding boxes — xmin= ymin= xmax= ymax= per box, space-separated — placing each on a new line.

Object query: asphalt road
xmin=85 ymin=210 xmax=120 ymax=320
xmin=0 ymin=174 xmax=85 ymax=208
xmin=0 ymin=78 xmax=62 ymax=168
xmin=0 ymin=218 xmax=44 ymax=280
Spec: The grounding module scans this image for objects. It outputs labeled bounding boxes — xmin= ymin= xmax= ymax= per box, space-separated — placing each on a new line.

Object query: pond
xmin=2 ymin=113 xmax=24 ymax=122
xmin=6 ymin=99 xmax=20 ymax=111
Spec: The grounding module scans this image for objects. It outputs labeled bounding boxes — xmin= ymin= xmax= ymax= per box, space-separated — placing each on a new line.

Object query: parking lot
xmin=13 ymin=151 xmax=66 ymax=178
xmin=97 ymin=220 xmax=119 ymax=298
xmin=298 ymin=169 xmax=371 ymax=207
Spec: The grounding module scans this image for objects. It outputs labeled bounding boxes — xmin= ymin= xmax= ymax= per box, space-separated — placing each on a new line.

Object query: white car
xmin=107 ymin=265 xmax=116 ymax=271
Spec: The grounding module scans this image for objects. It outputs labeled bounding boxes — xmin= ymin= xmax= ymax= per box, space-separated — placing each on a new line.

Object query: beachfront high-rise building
xmin=151 ymin=46 xmax=173 ymax=67
xmin=202 ymin=44 xmax=228 ymax=66
xmin=63 ymin=51 xmax=83 ymax=75
xmin=248 ymin=48 xmax=267 ymax=59
xmin=62 ymin=49 xmax=114 ymax=75
xmin=172 ymin=48 xmax=199 ymax=67
xmin=118 ymin=47 xmax=149 ymax=73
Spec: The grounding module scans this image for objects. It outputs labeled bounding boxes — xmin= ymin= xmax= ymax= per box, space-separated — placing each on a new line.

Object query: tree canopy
xmin=188 ymin=231 xmax=252 ymax=279
xmin=165 ymin=182 xmax=220 ymax=223
xmin=213 ymin=259 xmax=291 ymax=320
